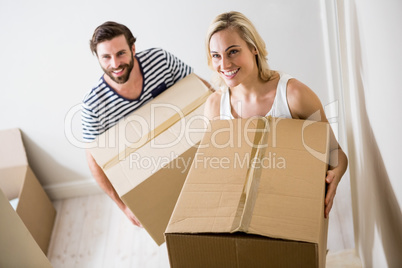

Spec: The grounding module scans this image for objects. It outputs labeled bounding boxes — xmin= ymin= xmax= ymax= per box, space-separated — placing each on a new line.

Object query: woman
xmin=204 ymin=11 xmax=348 ymax=218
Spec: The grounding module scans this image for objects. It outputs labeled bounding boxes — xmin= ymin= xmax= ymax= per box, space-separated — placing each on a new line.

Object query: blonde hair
xmin=206 ymin=11 xmax=274 ymax=86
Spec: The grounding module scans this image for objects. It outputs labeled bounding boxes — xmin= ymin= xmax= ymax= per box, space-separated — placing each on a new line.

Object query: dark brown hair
xmin=90 ymin=21 xmax=136 ymax=55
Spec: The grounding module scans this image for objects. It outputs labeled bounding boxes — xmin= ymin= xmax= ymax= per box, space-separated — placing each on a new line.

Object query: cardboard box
xmin=0 ymin=128 xmax=56 ymax=267
xmin=165 ymin=117 xmax=330 ymax=267
xmin=89 ymin=73 xmax=211 ymax=245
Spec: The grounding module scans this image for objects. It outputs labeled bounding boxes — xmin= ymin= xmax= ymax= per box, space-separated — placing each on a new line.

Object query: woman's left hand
xmin=324 ymin=169 xmax=340 ymax=218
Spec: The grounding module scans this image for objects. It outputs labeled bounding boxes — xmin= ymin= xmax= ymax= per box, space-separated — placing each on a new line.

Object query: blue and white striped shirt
xmin=81 ymin=48 xmax=193 ymax=141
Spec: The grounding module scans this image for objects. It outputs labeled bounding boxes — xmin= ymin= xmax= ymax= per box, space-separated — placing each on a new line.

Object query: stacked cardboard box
xmin=89 ymin=73 xmax=211 ymax=245
xmin=0 ymin=128 xmax=56 ymax=267
xmin=166 ymin=117 xmax=330 ymax=267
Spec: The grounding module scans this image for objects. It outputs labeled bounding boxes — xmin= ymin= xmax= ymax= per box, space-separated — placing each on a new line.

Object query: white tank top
xmin=220 ymin=72 xmax=293 ymax=119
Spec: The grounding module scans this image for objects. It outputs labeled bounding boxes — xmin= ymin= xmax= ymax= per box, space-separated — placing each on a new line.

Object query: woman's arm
xmin=287 ymin=79 xmax=348 ymax=218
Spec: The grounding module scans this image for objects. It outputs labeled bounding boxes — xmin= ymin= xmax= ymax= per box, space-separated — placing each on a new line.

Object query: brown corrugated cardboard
xmin=0 ymin=189 xmax=52 ymax=268
xmin=0 ymin=128 xmax=56 ymax=267
xmin=89 ymin=73 xmax=211 ymax=245
xmin=166 ymin=117 xmax=330 ymax=267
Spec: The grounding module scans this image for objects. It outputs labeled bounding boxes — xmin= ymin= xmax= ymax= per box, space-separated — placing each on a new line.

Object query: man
xmin=81 ymin=21 xmax=198 ymax=226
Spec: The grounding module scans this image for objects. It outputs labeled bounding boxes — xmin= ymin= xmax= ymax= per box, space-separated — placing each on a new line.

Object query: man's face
xmin=96 ymin=35 xmax=134 ymax=84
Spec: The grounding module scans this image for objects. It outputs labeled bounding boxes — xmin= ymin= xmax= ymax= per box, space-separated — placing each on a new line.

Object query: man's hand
xmin=122 ymin=205 xmax=142 ymax=227
xmin=86 ymin=150 xmax=143 ymax=227
xmin=324 ymin=169 xmax=340 ymax=218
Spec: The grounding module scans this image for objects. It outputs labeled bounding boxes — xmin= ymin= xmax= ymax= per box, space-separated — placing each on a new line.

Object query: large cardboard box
xmin=166 ymin=117 xmax=330 ymax=267
xmin=89 ymin=73 xmax=211 ymax=245
xmin=0 ymin=128 xmax=56 ymax=267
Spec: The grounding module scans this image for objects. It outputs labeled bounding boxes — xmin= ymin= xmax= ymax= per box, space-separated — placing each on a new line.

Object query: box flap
xmin=0 ymin=188 xmax=52 ymax=268
xmin=246 ymin=118 xmax=329 ymax=243
xmin=89 ymin=73 xmax=210 ymax=172
xmin=166 ymin=117 xmax=329 ymax=244
xmin=166 ymin=118 xmax=261 ymax=233
xmin=16 ymin=167 xmax=57 ymax=254
xmin=0 ymin=128 xmax=28 ymax=169
xmin=0 ymin=128 xmax=56 ymax=258
xmin=0 ymin=129 xmax=28 ymax=199
xmin=106 ymin=104 xmax=206 ymax=197
xmin=121 ymin=145 xmax=199 ymax=245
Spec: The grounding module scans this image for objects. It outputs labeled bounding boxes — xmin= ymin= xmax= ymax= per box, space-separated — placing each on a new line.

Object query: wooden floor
xmin=47 ymin=194 xmax=169 ymax=268
xmin=47 ymin=193 xmax=362 ymax=268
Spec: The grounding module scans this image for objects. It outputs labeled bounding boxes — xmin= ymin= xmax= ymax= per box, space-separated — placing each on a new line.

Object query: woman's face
xmin=209 ymin=28 xmax=258 ymax=88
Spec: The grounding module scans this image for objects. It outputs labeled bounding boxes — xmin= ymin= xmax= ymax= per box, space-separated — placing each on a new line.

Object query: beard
xmin=103 ymin=53 xmax=135 ymax=84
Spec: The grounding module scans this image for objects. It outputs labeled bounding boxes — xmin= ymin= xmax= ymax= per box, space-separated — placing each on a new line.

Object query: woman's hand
xmin=324 ymin=169 xmax=340 ymax=218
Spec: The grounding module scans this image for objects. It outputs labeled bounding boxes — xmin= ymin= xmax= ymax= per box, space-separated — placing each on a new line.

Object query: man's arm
xmin=85 ymin=150 xmax=142 ymax=227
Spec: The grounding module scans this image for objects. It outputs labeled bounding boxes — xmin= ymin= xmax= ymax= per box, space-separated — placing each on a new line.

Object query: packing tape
xmin=231 ymin=117 xmax=271 ymax=232
xmin=102 ymin=91 xmax=211 ymax=170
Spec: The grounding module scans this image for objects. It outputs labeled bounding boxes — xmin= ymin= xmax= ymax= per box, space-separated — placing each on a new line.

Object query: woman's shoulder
xmin=286 ymin=77 xmax=307 ymax=94
xmin=286 ymin=77 xmax=323 ymax=120
xmin=286 ymin=77 xmax=318 ymax=103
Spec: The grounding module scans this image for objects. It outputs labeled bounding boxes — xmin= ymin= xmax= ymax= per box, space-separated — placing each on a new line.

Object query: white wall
xmin=337 ymin=0 xmax=402 ymax=266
